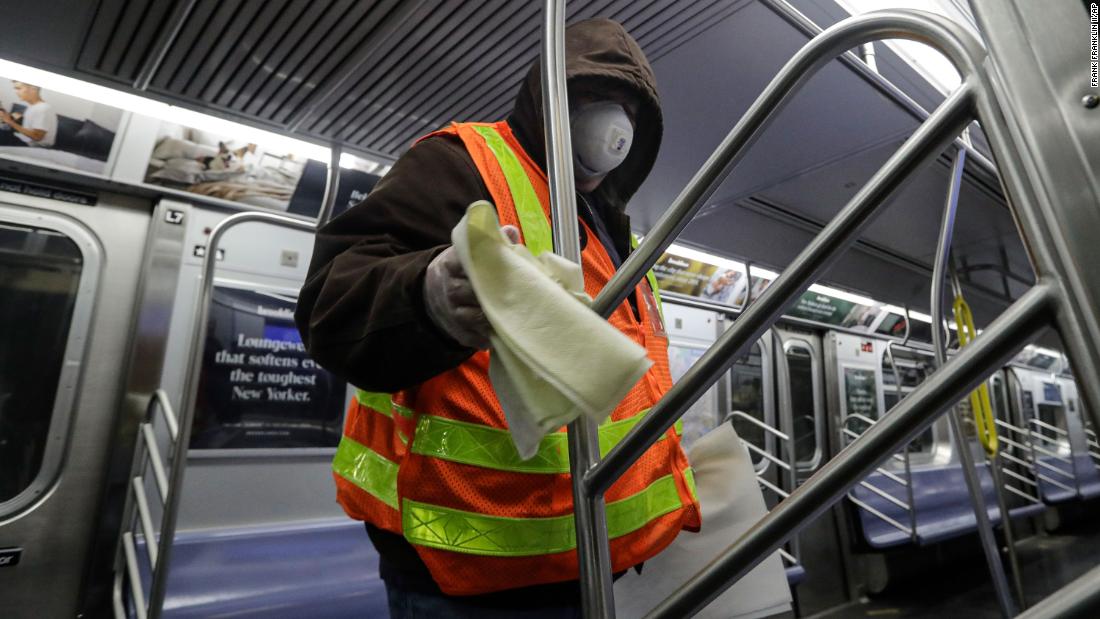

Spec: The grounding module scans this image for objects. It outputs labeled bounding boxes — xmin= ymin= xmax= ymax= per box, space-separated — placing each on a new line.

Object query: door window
xmin=729 ymin=342 xmax=772 ymax=468
xmin=786 ymin=344 xmax=820 ymax=467
xmin=0 ymin=221 xmax=85 ymax=503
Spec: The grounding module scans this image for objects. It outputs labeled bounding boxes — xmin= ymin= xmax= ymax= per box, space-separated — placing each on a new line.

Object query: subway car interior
xmin=0 ymin=0 xmax=1098 ymax=617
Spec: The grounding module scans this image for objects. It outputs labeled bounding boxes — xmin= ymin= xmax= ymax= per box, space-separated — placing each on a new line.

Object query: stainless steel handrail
xmin=645 ymin=283 xmax=1050 ymax=618
xmin=535 ymin=3 xmax=1092 ymax=616
xmin=840 ymin=414 xmax=915 ymax=540
xmin=111 ymin=388 xmax=181 ymax=619
xmin=590 ymin=79 xmax=974 ymax=496
xmin=539 ymin=2 xmax=614 ymax=615
xmin=1026 ymin=416 xmax=1080 ymax=502
xmin=729 ymin=411 xmax=791 ymax=441
xmin=930 ymin=145 xmax=1018 ymax=616
xmin=885 ymin=313 xmax=920 ymax=537
xmin=1029 ymin=418 xmax=1070 ymax=436
xmin=993 ymin=419 xmax=1043 ymax=504
xmin=111 ymin=213 xmax=318 ymax=619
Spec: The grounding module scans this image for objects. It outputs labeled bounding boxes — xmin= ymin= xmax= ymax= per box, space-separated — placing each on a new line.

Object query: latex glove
xmin=424 ymin=224 xmax=521 ymax=349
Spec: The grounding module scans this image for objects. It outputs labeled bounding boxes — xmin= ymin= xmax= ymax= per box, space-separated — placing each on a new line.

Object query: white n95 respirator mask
xmin=570 ymin=102 xmax=634 ymax=180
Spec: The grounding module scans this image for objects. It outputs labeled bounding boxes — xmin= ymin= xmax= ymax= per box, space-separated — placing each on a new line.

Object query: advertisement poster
xmin=286 ymin=159 xmax=381 ymax=219
xmin=653 ymin=253 xmax=718 ymax=296
xmin=0 ymin=76 xmax=122 ymax=174
xmin=732 ymin=275 xmax=773 ymax=307
xmin=191 ymin=286 xmax=345 ymax=449
xmin=844 ymin=367 xmax=879 ymax=433
xmin=787 ymin=292 xmax=879 ymax=328
xmin=145 ymin=121 xmax=314 ymax=213
xmin=653 ymin=252 xmax=746 ymax=306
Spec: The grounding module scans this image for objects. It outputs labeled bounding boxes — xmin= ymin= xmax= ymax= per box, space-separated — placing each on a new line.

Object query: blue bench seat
xmin=133 ymin=519 xmax=387 ymax=618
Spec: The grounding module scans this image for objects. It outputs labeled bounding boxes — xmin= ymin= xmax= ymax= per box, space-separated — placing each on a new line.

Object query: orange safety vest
xmin=332 ymin=120 xmax=700 ymax=596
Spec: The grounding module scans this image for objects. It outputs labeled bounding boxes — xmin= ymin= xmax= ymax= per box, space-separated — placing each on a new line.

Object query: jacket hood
xmin=508 ymin=18 xmax=662 ymax=211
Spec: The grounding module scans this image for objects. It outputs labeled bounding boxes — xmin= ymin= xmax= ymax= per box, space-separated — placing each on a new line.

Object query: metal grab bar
xmin=111 ymin=389 xmax=181 ymax=619
xmin=744 ymin=442 xmax=793 ymax=471
xmin=110 ymin=213 xmax=318 ymax=619
xmin=539 ymin=2 xmax=614 ymax=614
xmin=930 ymin=145 xmax=1018 ymax=617
xmin=994 ymin=419 xmax=1029 ymax=435
xmin=991 ymin=419 xmax=1043 ymax=505
xmin=840 ymin=414 xmax=915 ymax=540
xmin=642 ymin=285 xmax=1052 ymax=618
xmin=586 ymin=94 xmax=976 ymax=500
xmin=729 ymin=411 xmax=791 ymax=441
xmin=884 ymin=307 xmax=919 ymax=542
xmin=533 ymin=2 xmax=1092 ymax=615
xmin=1029 ymin=418 xmax=1070 ymax=435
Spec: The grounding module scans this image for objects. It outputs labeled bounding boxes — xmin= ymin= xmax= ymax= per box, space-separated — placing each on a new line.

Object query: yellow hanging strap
xmin=953 ymin=293 xmax=999 ymax=456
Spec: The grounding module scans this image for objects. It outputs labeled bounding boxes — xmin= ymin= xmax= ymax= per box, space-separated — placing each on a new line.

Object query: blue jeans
xmin=384 ymin=582 xmax=583 ymax=618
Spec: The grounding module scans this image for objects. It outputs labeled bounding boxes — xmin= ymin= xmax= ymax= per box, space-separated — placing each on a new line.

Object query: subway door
xmin=0 ymin=190 xmax=150 ymax=618
xmin=156 ymin=202 xmax=348 ymax=533
xmin=775 ymin=327 xmax=849 ymax=615
xmin=822 ymin=331 xmax=886 ymax=603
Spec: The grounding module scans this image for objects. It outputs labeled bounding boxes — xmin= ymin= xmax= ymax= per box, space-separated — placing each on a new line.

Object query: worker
xmin=296 ymin=18 xmax=700 ymax=618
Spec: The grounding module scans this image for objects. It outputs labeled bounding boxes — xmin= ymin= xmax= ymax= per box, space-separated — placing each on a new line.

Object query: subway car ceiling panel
xmin=0 ymin=0 xmax=1030 ymax=315
xmin=1 ymin=0 xmax=747 ymax=157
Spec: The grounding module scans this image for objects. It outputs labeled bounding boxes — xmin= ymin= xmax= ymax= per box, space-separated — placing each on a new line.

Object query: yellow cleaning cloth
xmin=451 ymin=201 xmax=652 ymax=459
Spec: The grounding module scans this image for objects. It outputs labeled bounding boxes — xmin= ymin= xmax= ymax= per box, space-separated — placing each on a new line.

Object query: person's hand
xmin=0 ymin=110 xmax=13 ymax=126
xmin=424 ymin=225 xmax=520 ymax=349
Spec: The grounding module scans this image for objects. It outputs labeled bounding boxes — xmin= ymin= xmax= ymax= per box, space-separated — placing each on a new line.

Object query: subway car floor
xmin=818 ymin=519 xmax=1100 ymax=618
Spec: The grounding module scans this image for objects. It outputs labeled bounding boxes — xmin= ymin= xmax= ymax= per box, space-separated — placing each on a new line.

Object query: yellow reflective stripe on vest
xmin=403 ymin=472 xmax=685 ymax=556
xmin=353 ymin=389 xmax=411 ymax=444
xmin=333 ymin=436 xmax=399 ymax=509
xmin=470 ymin=125 xmax=553 ymax=257
xmin=410 ymin=411 xmax=682 ymax=474
xmin=355 ymin=389 xmax=414 ymax=419
xmin=355 ymin=389 xmax=393 ymax=417
xmin=683 ymin=466 xmax=697 ymax=500
xmin=630 ymin=234 xmax=663 ymax=314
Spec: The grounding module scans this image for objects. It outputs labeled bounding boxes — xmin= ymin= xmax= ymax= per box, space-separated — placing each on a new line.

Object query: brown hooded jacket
xmin=295 ymin=19 xmax=663 ymax=397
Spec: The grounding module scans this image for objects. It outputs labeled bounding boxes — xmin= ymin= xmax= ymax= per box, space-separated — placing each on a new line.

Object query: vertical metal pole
xmin=990 ymin=458 xmax=1027 ymax=609
xmin=539 ymin=1 xmax=615 ymax=616
xmin=772 ymin=331 xmax=801 ymax=560
xmin=315 ymin=144 xmax=343 ymax=227
xmin=885 ymin=316 xmax=919 ymax=542
xmin=931 ymin=147 xmax=1017 ymax=618
xmin=147 ymin=212 xmax=317 ymax=619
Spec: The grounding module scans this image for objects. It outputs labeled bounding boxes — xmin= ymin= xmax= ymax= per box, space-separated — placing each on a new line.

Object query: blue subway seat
xmin=1035 ymin=455 xmax=1080 ymax=503
xmin=133 ymin=519 xmax=386 ymax=618
xmin=1071 ymin=453 xmax=1100 ymax=500
xmin=850 ymin=462 xmax=1045 ymax=549
xmin=785 ymin=564 xmax=807 ymax=587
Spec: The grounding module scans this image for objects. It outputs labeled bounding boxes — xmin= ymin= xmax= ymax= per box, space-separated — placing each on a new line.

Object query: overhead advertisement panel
xmin=143 ymin=122 xmax=325 ymax=215
xmin=192 ymin=285 xmax=345 ymax=449
xmin=0 ymin=73 xmax=122 ymax=175
xmin=651 ymin=249 xmax=878 ymax=328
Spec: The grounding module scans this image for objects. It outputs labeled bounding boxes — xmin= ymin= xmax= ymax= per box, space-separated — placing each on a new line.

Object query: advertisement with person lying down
xmin=144 ymin=122 xmax=313 ymax=212
xmin=0 ymin=76 xmax=122 ymax=175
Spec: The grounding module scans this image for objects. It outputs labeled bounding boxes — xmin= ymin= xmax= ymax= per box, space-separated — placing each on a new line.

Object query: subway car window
xmin=786 ymin=345 xmax=817 ymax=465
xmin=0 ymin=222 xmax=83 ymax=503
xmin=1037 ymin=403 xmax=1072 ymax=454
xmin=730 ymin=342 xmax=767 ymax=466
